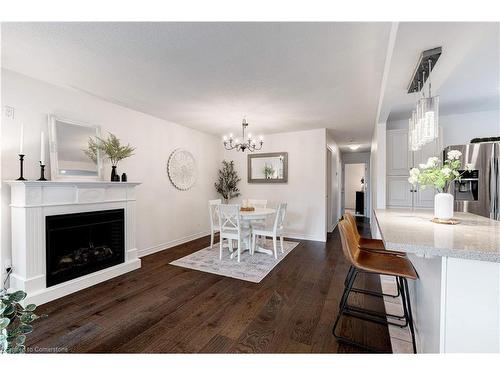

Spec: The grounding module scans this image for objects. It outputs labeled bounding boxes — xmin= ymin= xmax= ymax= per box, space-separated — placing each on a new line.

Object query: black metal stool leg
xmin=333 ymin=269 xmax=357 ymax=336
xmin=343 ymin=273 xmax=406 ymax=324
xmin=402 ymin=278 xmax=417 ymax=353
xmin=339 ymin=267 xmax=357 ymax=308
xmin=344 ymin=265 xmax=355 ymax=287
xmin=333 ymin=268 xmax=391 ymax=353
xmin=396 ymin=277 xmax=409 ymax=328
xmin=349 ymin=270 xmax=400 ymax=299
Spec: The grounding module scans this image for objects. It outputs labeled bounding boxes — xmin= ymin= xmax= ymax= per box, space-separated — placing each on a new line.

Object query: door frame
xmin=326 ymin=146 xmax=340 ymax=235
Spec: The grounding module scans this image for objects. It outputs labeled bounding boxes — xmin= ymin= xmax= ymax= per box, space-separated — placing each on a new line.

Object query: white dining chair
xmin=247 ymin=199 xmax=267 ymax=208
xmin=251 ymin=203 xmax=287 ymax=259
xmin=217 ymin=204 xmax=250 ymax=262
xmin=208 ymin=199 xmax=222 ymax=248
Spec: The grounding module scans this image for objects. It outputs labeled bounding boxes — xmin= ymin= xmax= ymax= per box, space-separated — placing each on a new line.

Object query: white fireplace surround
xmin=7 ymin=180 xmax=142 ymax=305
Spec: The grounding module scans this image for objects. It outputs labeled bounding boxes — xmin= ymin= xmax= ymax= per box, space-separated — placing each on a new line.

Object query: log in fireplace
xmin=45 ymin=209 xmax=125 ymax=287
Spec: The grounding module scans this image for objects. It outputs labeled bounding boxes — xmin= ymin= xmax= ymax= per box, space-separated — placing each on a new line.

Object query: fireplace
xmin=45 ymin=209 xmax=125 ymax=287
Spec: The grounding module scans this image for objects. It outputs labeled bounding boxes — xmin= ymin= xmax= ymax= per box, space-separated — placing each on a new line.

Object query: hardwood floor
xmin=27 ymin=220 xmax=392 ymax=353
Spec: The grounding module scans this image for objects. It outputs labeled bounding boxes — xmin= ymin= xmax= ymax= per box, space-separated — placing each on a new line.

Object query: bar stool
xmin=342 ymin=213 xmax=404 ymax=299
xmin=333 ymin=218 xmax=418 ymax=353
xmin=344 ymin=212 xmax=405 ymax=256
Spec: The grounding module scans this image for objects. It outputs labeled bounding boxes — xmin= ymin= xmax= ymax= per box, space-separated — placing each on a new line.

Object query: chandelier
xmin=408 ymin=49 xmax=440 ymax=151
xmin=223 ymin=118 xmax=263 ymax=152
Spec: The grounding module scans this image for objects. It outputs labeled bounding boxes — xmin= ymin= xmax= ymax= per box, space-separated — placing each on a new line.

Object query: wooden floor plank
xmin=26 ymin=220 xmax=392 ymax=353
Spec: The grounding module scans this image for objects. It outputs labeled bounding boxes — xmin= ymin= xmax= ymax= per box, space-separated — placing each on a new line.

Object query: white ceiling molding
xmin=376 ymin=22 xmax=399 ymax=126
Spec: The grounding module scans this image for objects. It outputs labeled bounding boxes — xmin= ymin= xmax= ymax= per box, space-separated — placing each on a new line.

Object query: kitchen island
xmin=374 ymin=208 xmax=500 ymax=353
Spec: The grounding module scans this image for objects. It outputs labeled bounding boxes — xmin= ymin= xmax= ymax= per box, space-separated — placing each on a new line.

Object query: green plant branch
xmin=1 ymin=290 xmax=42 ymax=353
xmin=84 ymin=132 xmax=135 ymax=166
xmin=214 ymin=160 xmax=241 ymax=201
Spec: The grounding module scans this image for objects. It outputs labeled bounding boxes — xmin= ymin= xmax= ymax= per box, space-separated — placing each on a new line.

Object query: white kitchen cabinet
xmin=386 ymin=128 xmax=441 ymax=209
xmin=387 ymin=176 xmax=413 ymax=207
xmin=412 ymin=132 xmax=441 ymax=207
xmin=387 ymin=129 xmax=410 ymax=176
xmin=414 ymin=135 xmax=442 ymax=168
xmin=415 ymin=185 xmax=436 ymax=208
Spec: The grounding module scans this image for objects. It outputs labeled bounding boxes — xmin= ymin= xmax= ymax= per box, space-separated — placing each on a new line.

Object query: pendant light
xmin=408 ymin=58 xmax=440 ymax=151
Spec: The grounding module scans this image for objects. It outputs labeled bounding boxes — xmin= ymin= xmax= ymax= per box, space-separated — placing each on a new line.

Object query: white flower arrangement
xmin=408 ymin=150 xmax=471 ymax=192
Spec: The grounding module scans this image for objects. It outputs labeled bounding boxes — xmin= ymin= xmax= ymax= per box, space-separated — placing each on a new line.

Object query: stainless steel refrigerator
xmin=444 ymin=142 xmax=499 ymax=220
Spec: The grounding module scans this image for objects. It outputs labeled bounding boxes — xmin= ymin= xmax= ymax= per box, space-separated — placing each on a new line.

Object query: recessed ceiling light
xmin=348 ymin=144 xmax=360 ymax=151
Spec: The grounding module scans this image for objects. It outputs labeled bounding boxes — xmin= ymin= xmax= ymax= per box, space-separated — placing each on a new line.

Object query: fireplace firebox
xmin=45 ymin=209 xmax=125 ymax=287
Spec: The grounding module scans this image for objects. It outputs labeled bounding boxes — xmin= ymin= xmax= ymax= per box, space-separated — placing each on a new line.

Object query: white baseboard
xmin=284 ymin=232 xmax=326 ymax=242
xmin=138 ymin=229 xmax=326 ymax=259
xmin=138 ymin=230 xmax=211 ymax=258
xmin=328 ymin=221 xmax=339 ymax=233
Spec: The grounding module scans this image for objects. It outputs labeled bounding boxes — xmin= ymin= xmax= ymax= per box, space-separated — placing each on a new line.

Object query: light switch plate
xmin=4 ymin=105 xmax=15 ymax=119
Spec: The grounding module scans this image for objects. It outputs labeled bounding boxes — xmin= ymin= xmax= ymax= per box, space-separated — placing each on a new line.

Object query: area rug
xmin=170 ymin=239 xmax=300 ymax=283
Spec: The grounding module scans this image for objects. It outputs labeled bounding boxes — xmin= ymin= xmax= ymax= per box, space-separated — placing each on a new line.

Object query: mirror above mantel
xmin=48 ymin=115 xmax=103 ymax=181
xmin=247 ymin=152 xmax=288 ymax=183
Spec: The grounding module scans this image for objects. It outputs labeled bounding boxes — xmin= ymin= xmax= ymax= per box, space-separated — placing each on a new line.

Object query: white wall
xmin=387 ymin=109 xmax=500 ymax=148
xmin=1 ymin=69 xmax=222 ymax=280
xmin=224 ymin=128 xmax=327 ymax=242
xmin=370 ymin=122 xmax=386 ymax=239
xmin=344 ymin=163 xmax=365 ymax=210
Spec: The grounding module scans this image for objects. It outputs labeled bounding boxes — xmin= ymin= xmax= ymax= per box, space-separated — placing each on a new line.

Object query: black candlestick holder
xmin=16 ymin=154 xmax=26 ymax=181
xmin=38 ymin=162 xmax=47 ymax=181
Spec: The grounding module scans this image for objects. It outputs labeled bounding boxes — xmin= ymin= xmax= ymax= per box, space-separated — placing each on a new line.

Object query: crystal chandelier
xmin=223 ymin=118 xmax=263 ymax=152
xmin=409 ymin=59 xmax=439 ymax=151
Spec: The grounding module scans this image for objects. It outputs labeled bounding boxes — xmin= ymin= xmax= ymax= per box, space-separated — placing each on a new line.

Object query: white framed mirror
xmin=48 ymin=115 xmax=103 ymax=181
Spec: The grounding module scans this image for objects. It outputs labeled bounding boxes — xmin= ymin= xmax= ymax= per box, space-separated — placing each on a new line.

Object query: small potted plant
xmin=86 ymin=133 xmax=135 ymax=181
xmin=1 ymin=290 xmax=41 ymax=353
xmin=408 ymin=150 xmax=471 ymax=220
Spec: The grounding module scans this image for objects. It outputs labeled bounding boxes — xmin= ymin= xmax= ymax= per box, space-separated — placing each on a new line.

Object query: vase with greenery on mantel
xmin=408 ymin=150 xmax=471 ymax=221
xmin=214 ymin=160 xmax=241 ymax=203
xmin=85 ymin=132 xmax=135 ymax=182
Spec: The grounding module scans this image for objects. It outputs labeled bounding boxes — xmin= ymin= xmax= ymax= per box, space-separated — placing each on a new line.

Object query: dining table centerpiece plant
xmin=1 ymin=290 xmax=40 ymax=353
xmin=408 ymin=150 xmax=470 ymax=220
xmin=215 ymin=160 xmax=241 ymax=203
xmin=86 ymin=132 xmax=135 ymax=181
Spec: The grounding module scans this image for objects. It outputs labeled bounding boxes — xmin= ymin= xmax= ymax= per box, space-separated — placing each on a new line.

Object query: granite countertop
xmin=374 ymin=208 xmax=500 ymax=263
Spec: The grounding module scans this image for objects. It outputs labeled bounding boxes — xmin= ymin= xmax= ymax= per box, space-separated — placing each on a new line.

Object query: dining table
xmin=239 ymin=207 xmax=276 ymax=255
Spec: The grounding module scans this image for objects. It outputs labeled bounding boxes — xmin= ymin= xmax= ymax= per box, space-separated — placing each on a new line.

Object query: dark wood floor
xmin=27 ymin=220 xmax=391 ymax=353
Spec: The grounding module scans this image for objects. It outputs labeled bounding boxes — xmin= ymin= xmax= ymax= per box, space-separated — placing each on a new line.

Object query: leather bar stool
xmin=342 ymin=212 xmax=404 ymax=299
xmin=333 ymin=218 xmax=418 ymax=353
xmin=344 ymin=212 xmax=405 ymax=256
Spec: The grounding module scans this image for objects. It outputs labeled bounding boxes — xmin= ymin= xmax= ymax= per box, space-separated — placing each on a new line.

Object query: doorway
xmin=343 ymin=163 xmax=367 ymax=217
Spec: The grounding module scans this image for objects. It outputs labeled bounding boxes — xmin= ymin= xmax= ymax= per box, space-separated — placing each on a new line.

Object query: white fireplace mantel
xmin=6 ymin=180 xmax=142 ymax=305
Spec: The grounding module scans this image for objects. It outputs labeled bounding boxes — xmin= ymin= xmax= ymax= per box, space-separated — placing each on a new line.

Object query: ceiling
xmin=2 ymin=22 xmax=498 ymax=153
xmin=380 ymin=22 xmax=500 ymax=123
xmin=1 ymin=22 xmax=391 ymax=151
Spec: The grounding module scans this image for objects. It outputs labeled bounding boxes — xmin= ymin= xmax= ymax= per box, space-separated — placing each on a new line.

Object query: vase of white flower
xmin=408 ymin=150 xmax=470 ymax=221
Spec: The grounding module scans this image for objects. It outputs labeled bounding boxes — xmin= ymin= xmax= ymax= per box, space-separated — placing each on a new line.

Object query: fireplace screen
xmin=45 ymin=209 xmax=125 ymax=287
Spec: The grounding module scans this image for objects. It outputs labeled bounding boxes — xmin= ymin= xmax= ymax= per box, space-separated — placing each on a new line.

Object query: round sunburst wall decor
xmin=167 ymin=148 xmax=197 ymax=191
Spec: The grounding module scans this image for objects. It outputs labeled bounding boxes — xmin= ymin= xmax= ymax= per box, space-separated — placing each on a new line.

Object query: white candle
xmin=19 ymin=122 xmax=24 ymax=155
xmin=40 ymin=131 xmax=45 ymax=165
